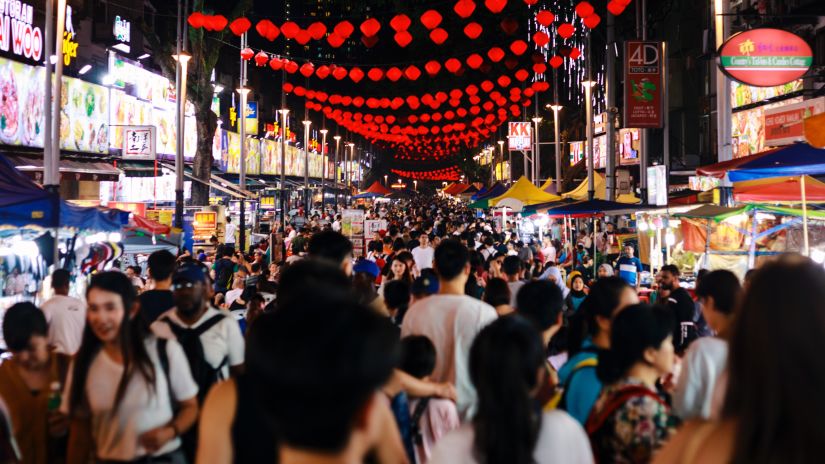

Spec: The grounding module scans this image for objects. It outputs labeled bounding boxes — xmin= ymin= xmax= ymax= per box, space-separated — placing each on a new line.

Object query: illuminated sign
xmin=719 ymin=28 xmax=812 ymax=87
xmin=62 ymin=6 xmax=78 ymax=66
xmin=0 ymin=1 xmax=42 ymax=61
xmin=114 ymin=15 xmax=130 ymax=43
xmin=508 ymin=121 xmax=532 ymax=151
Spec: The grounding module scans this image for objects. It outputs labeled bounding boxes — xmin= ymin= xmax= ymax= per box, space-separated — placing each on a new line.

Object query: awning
xmin=673 ymin=204 xmax=749 ymax=222
xmin=5 ymin=154 xmax=121 ymax=182
xmin=695 ymin=149 xmax=774 ymax=179
xmin=159 ymin=162 xmax=253 ymax=199
xmin=727 ymin=143 xmax=825 ymax=182
xmin=116 ymin=160 xmax=157 ymax=178
xmin=537 ymin=199 xmax=654 ymax=218
xmin=734 ymin=176 xmax=825 ymax=204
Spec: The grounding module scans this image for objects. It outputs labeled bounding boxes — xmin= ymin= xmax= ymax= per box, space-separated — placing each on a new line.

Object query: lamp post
xmin=347 ymin=143 xmax=355 ymax=201
xmin=333 ymin=135 xmax=341 ymax=207
xmin=384 ymin=174 xmax=388 ymax=186
xmin=583 ymin=80 xmax=597 ymax=200
xmin=279 ymin=109 xmax=289 ymax=222
xmin=237 ymin=86 xmax=250 ymax=251
xmin=414 ymin=180 xmax=417 ymax=191
xmin=302 ymin=120 xmax=311 ymax=215
xmin=532 ymin=117 xmax=542 ymax=186
xmin=497 ymin=140 xmax=504 ymax=183
xmin=547 ymin=104 xmax=563 ymax=193
xmin=172 ymin=52 xmax=191 ymax=229
xmin=320 ymin=128 xmax=328 ymax=209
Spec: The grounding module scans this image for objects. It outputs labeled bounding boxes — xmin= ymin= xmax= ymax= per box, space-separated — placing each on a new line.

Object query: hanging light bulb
xmin=638 ymin=218 xmax=649 ymax=232
xmin=665 ymin=230 xmax=676 ymax=247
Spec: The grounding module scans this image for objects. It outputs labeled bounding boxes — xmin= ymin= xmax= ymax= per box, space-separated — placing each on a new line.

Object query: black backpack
xmin=216 ymin=259 xmax=234 ymax=291
xmin=160 ymin=314 xmax=229 ymax=404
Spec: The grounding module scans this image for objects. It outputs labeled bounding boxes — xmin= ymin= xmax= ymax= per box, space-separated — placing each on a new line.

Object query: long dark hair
xmin=596 ymin=304 xmax=673 ymax=385
xmin=723 ymin=257 xmax=825 ymax=464
xmin=470 ymin=316 xmax=544 ymax=464
xmin=69 ymin=272 xmax=156 ymax=417
xmin=392 ymin=251 xmax=415 ymax=285
xmin=567 ymin=277 xmax=630 ymax=355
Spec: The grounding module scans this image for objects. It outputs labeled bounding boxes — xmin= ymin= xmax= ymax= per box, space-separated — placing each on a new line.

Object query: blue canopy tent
xmin=0 ymin=155 xmax=59 ymax=229
xmin=353 ymin=192 xmax=384 ymax=199
xmin=538 ymin=199 xmax=656 ymax=218
xmin=60 ymin=203 xmax=122 ymax=232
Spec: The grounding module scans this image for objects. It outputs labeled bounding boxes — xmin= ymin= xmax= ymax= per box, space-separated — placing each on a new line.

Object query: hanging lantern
xmin=282 ymin=82 xmax=294 ymax=92
xmin=497 ymin=75 xmax=511 ymax=87
xmin=536 ymin=10 xmax=555 ymax=26
xmin=210 ymin=15 xmax=228 ymax=31
xmin=454 ymin=0 xmax=476 ymax=18
xmin=549 ymin=55 xmax=564 ymax=68
xmin=405 ymin=65 xmax=422 ymax=80
xmin=445 ymin=58 xmax=462 ymax=74
xmin=256 ymin=20 xmax=279 ymax=40
xmin=394 ymin=31 xmax=413 ymax=47
xmin=360 ymin=18 xmax=381 ymax=37
xmin=332 ymin=66 xmax=348 ymax=80
xmin=607 ymin=1 xmax=626 ymax=15
xmin=500 ymin=18 xmax=518 ymax=35
xmin=523 ymin=0 xmax=538 ymax=4
xmin=308 ymin=22 xmax=327 ymax=40
xmin=480 ymin=80 xmax=494 ymax=92
xmin=240 ymin=47 xmax=254 ymax=61
xmin=334 ymin=21 xmax=355 ymax=38
xmin=284 ymin=60 xmax=299 ymax=74
xmin=406 ymin=96 xmax=421 ymax=109
xmin=349 ymin=67 xmax=365 ymax=83
xmin=281 ymin=21 xmax=300 ymax=39
xmin=390 ymin=14 xmax=411 ymax=31
xmin=299 ymin=62 xmax=315 ymax=76
xmin=295 ymin=29 xmax=312 ymax=45
xmin=487 ymin=47 xmax=505 ymax=62
xmin=430 ymin=28 xmax=448 ymax=45
xmin=575 ymin=1 xmax=595 ymax=18
xmin=583 ymin=14 xmax=601 ymax=29
xmin=484 ymin=0 xmax=507 ymax=13
xmin=514 ymin=69 xmax=529 ymax=81
xmin=269 ymin=57 xmax=283 ymax=70
xmin=532 ymin=63 xmax=547 ymax=74
xmin=229 ymin=17 xmax=251 ymax=36
xmin=569 ymin=47 xmax=582 ymax=59
xmin=533 ymin=31 xmax=549 ymax=47
xmin=420 ymin=10 xmax=443 ymax=29
xmin=361 ymin=35 xmax=379 ymax=48
xmin=315 ymin=65 xmax=330 ymax=78
xmin=386 ymin=67 xmax=404 ymax=81
xmin=510 ymin=40 xmax=528 ymax=55
xmin=327 ymin=33 xmax=345 ymax=47
xmin=558 ymin=23 xmax=575 ymax=39
xmin=187 ymin=12 xmax=205 ymax=28
xmin=368 ymin=68 xmax=384 ymax=81
xmin=466 ymin=54 xmax=483 ymax=69
xmin=425 ymin=60 xmax=441 ymax=75
xmin=464 ymin=22 xmax=483 ymax=39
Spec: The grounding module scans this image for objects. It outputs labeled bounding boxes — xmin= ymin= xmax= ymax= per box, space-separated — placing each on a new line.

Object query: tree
xmin=144 ymin=0 xmax=251 ymax=205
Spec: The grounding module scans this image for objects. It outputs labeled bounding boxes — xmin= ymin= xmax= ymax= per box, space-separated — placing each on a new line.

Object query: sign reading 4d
xmin=0 ymin=1 xmax=42 ymax=61
xmin=624 ymin=41 xmax=664 ymax=128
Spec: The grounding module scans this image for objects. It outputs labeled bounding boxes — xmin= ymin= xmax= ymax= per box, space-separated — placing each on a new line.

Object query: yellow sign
xmin=63 ymin=6 xmax=79 ymax=66
xmin=229 ymin=107 xmax=237 ymax=128
xmin=194 ymin=212 xmax=217 ymax=229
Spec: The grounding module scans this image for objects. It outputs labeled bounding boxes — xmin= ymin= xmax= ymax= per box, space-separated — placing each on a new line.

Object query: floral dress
xmin=586 ymin=377 xmax=679 ymax=464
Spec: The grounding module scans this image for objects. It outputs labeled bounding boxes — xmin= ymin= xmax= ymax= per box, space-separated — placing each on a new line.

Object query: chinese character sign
xmin=508 ymin=122 xmax=532 ymax=151
xmin=122 ymin=126 xmax=156 ymax=160
xmin=624 ymin=41 xmax=664 ymax=128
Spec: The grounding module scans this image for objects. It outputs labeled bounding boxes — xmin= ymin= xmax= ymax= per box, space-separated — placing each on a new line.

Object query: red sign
xmin=508 ymin=121 xmax=532 ymax=151
xmin=719 ymin=28 xmax=812 ymax=88
xmin=624 ymin=41 xmax=664 ymax=128
xmin=764 ymin=97 xmax=825 ymax=147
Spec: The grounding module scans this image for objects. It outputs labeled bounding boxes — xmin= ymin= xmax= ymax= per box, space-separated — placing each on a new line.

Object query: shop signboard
xmin=495 ymin=161 xmax=510 ymax=181
xmin=569 ymin=141 xmax=585 ymax=165
xmin=731 ymin=79 xmax=803 ymax=109
xmin=342 ymin=209 xmax=365 ymax=258
xmin=732 ymin=96 xmax=803 ymax=158
xmin=0 ymin=1 xmax=43 ymax=63
xmin=146 ymin=209 xmax=174 ymax=226
xmin=647 ymin=165 xmax=668 ymax=206
xmin=0 ymin=56 xmax=44 ymax=147
xmin=508 ymin=121 xmax=532 ymax=151
xmin=719 ymin=28 xmax=812 ymax=87
xmin=59 ymin=76 xmax=109 ymax=154
xmin=244 ymin=101 xmax=258 ymax=135
xmin=259 ymin=196 xmax=276 ymax=210
xmin=764 ymin=97 xmax=825 ymax=147
xmin=122 ymin=126 xmax=156 ymax=161
xmin=624 ymin=41 xmax=664 ymax=128
xmin=593 ymin=135 xmax=607 ymax=169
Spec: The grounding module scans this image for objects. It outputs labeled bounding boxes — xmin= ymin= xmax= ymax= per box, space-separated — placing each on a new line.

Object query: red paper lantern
xmin=425 ymin=61 xmax=441 ymax=75
xmin=240 ymin=47 xmax=254 ymax=61
xmin=390 ymin=14 xmax=411 ymax=32
xmin=510 ymin=40 xmax=528 ymax=55
xmin=327 ymin=33 xmax=345 ymax=48
xmin=430 ymin=28 xmax=448 ymax=45
xmin=583 ymin=14 xmax=601 ymax=29
xmin=229 ymin=17 xmax=251 ymax=36
xmin=575 ymin=1 xmax=595 ymax=18
xmin=308 ymin=22 xmax=327 ymax=40
xmin=315 ymin=65 xmax=330 ymax=79
xmin=569 ymin=47 xmax=582 ymax=59
xmin=464 ymin=22 xmax=483 ymax=39
xmin=334 ymin=21 xmax=355 ymax=38
xmin=282 ymin=82 xmax=294 ymax=93
xmin=256 ymin=20 xmax=280 ymax=40
xmin=299 ymin=62 xmax=315 ymax=76
xmin=386 ymin=67 xmax=403 ymax=81
xmin=466 ymin=54 xmax=484 ymax=69
xmin=533 ymin=31 xmax=549 ymax=47
xmin=465 ymin=84 xmax=478 ymax=95
xmin=532 ymin=63 xmax=547 ymax=74
xmin=295 ymin=30 xmax=312 ymax=45
xmin=333 ymin=67 xmax=348 ymax=80
xmin=420 ymin=10 xmax=443 ymax=29
xmin=500 ymin=18 xmax=518 ymax=35
xmin=445 ymin=58 xmax=462 ymax=74
xmin=515 ymin=69 xmax=529 ymax=81
xmin=485 ymin=0 xmax=507 ymax=13
xmin=454 ymin=0 xmax=476 ymax=18
xmin=284 ymin=60 xmax=299 ymax=74
xmin=394 ymin=31 xmax=412 ymax=47
xmin=269 ymin=57 xmax=283 ymax=70
xmin=497 ymin=75 xmax=511 ymax=87
xmin=406 ymin=96 xmax=421 ymax=109
xmin=210 ymin=15 xmax=228 ymax=31
xmin=349 ymin=67 xmax=365 ymax=83
xmin=361 ymin=35 xmax=379 ymax=48
xmin=405 ymin=65 xmax=422 ymax=80
xmin=360 ymin=18 xmax=381 ymax=37
xmin=481 ymin=80 xmax=494 ymax=92
xmin=536 ymin=10 xmax=555 ymax=26
xmin=281 ymin=21 xmax=300 ymax=39
xmin=523 ymin=0 xmax=538 ymax=4
xmin=368 ymin=68 xmax=384 ymax=81
xmin=607 ymin=1 xmax=626 ymax=15
xmin=549 ymin=55 xmax=564 ymax=68
xmin=558 ymin=23 xmax=575 ymax=39
xmin=486 ymin=47 xmax=505 ymax=62
xmin=187 ymin=12 xmax=205 ymax=28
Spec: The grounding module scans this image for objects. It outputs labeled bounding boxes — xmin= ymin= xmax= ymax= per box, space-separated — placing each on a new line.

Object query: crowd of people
xmin=0 ymin=195 xmax=821 ymax=464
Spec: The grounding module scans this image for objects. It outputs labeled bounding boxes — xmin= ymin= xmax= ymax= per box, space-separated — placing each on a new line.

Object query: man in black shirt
xmin=139 ymin=250 xmax=177 ymax=323
xmin=659 ymin=264 xmax=698 ymax=353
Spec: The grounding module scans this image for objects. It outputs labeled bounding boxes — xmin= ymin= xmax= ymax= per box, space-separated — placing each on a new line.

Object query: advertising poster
xmin=647 ymin=165 xmax=668 ymax=206
xmin=342 ymin=209 xmax=365 ymax=258
xmin=261 ymin=139 xmax=281 ymax=175
xmin=245 ymin=101 xmax=258 ymax=135
xmin=618 ymin=129 xmax=641 ymax=165
xmin=732 ymin=97 xmax=803 ymax=158
xmin=59 ymin=76 xmax=109 ymax=154
xmin=110 ymin=90 xmax=152 ymax=150
xmin=731 ymin=79 xmax=803 ymax=109
xmin=151 ymin=106 xmax=176 ymax=156
xmin=245 ymin=136 xmax=261 ymax=175
xmin=593 ymin=135 xmax=607 ymax=169
xmin=0 ymin=57 xmax=45 ymax=147
xmin=764 ymin=97 xmax=825 ymax=147
xmin=624 ymin=41 xmax=664 ymax=128
xmin=508 ymin=121 xmax=532 ymax=151
xmin=569 ymin=141 xmax=585 ymax=165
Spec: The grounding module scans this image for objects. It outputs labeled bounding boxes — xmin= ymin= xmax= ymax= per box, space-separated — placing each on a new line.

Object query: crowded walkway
xmin=0 ymin=195 xmax=820 ymax=464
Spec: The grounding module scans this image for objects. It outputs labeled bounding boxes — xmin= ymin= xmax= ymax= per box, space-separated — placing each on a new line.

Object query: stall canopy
xmin=490 ymin=177 xmax=561 ymax=208
xmin=727 ymin=143 xmax=825 ymax=182
xmin=562 ymin=172 xmax=641 ymax=204
xmin=0 ymin=156 xmax=58 ymax=229
xmin=60 ymin=203 xmax=122 ymax=232
xmin=695 ymin=149 xmax=774 ymax=179
xmin=673 ymin=204 xmax=749 ymax=222
xmin=363 ymin=181 xmax=393 ymax=196
xmin=537 ymin=199 xmax=654 ymax=218
xmin=444 ymin=183 xmax=471 ymax=195
xmin=540 ymin=178 xmax=558 ymax=194
xmin=734 ymin=176 xmax=825 ymax=203
xmin=471 ymin=182 xmax=506 ymax=201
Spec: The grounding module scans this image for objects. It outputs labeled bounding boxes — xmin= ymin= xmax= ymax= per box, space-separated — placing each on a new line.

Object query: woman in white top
xmin=430 ymin=316 xmax=593 ymax=464
xmin=64 ymin=271 xmax=199 ymax=464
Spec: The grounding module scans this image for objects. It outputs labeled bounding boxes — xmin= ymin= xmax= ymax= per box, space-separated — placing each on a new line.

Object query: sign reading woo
xmin=508 ymin=121 xmax=532 ymax=151
xmin=624 ymin=41 xmax=664 ymax=128
xmin=719 ymin=28 xmax=812 ymax=88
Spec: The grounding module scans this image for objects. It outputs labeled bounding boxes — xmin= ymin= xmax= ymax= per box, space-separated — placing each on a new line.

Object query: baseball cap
xmin=412 ymin=269 xmax=440 ymax=296
xmin=173 ymin=263 xmax=208 ymax=285
xmin=353 ymin=258 xmax=381 ymax=279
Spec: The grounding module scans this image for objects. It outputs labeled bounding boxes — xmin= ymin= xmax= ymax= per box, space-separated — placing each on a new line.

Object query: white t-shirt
xmin=673 ymin=337 xmax=728 ymax=420
xmin=60 ymin=335 xmax=198 ymax=461
xmin=151 ymin=307 xmax=245 ymax=378
xmin=411 ymin=245 xmax=435 ymax=272
xmin=224 ymin=222 xmax=237 ymax=244
xmin=429 ymin=410 xmax=593 ymax=464
xmin=41 ymin=294 xmax=86 ymax=355
xmin=401 ymin=294 xmax=497 ymax=420
xmin=224 ymin=288 xmax=244 ymax=308
xmin=507 ymin=280 xmax=525 ymax=308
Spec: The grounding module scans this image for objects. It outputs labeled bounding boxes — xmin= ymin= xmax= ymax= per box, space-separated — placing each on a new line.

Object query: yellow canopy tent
xmin=490 ymin=176 xmax=562 ymax=209
xmin=562 ymin=172 xmax=640 ymax=204
xmin=539 ymin=177 xmax=558 ymax=194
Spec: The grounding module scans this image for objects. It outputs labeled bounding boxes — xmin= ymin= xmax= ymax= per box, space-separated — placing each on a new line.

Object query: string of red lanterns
xmin=391 ymin=167 xmax=462 ymax=181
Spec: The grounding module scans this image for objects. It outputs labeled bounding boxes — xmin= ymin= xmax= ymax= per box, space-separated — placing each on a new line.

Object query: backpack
xmin=160 ymin=314 xmax=229 ymax=404
xmin=584 ymin=385 xmax=668 ymax=437
xmin=553 ymin=351 xmax=599 ymax=411
xmin=216 ymin=260 xmax=234 ymax=291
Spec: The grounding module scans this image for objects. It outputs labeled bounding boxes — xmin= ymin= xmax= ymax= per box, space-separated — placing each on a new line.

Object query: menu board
xmin=731 ymin=79 xmax=803 ymax=109
xmin=110 ymin=90 xmax=153 ymax=150
xmin=0 ymin=57 xmax=45 ymax=147
xmin=260 ymin=139 xmax=281 ymax=175
xmin=731 ymin=97 xmax=803 ymax=158
xmin=59 ymin=76 xmax=109 ymax=154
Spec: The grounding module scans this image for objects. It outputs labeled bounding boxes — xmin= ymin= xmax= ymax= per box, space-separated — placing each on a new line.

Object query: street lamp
xmin=320 ymin=129 xmax=328 ymax=209
xmin=497 ymin=140 xmax=505 ymax=183
xmin=532 ymin=117 xmax=543 ymax=186
xmin=236 ymin=86 xmax=250 ymax=251
xmin=547 ymin=104 xmax=563 ymax=193
xmin=302 ymin=120 xmax=312 ymax=215
xmin=414 ymin=180 xmax=417 ymax=191
xmin=172 ymin=51 xmax=192 ymax=229
xmin=582 ymin=80 xmax=597 ymax=200
xmin=347 ymin=143 xmax=355 ymax=193
xmin=278 ymin=108 xmax=289 ymax=221
xmin=384 ymin=174 xmax=388 ymax=186
xmin=333 ymin=135 xmax=341 ymax=206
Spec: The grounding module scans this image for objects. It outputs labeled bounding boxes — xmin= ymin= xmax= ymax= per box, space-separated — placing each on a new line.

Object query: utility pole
xmin=320 ymin=128 xmax=328 ymax=209
xmin=585 ymin=31 xmax=596 ymax=201
xmin=605 ymin=9 xmax=617 ymax=201
xmin=302 ymin=119 xmax=311 ymax=215
xmin=237 ymin=32 xmax=249 ymax=252
xmin=279 ymin=108 xmax=289 ymax=224
xmin=638 ymin=0 xmax=649 ymax=203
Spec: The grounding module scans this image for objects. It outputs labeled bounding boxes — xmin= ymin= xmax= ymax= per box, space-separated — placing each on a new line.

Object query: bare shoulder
xmin=653 ymin=419 xmax=735 ymax=464
xmin=202 ymin=378 xmax=238 ymax=420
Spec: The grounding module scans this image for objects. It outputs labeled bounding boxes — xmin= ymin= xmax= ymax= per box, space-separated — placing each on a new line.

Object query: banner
xmin=764 ymin=97 xmax=825 ymax=147
xmin=624 ymin=41 xmax=664 ymax=128
xmin=647 ymin=165 xmax=667 ymax=206
xmin=508 ymin=121 xmax=532 ymax=151
xmin=245 ymin=101 xmax=258 ymax=135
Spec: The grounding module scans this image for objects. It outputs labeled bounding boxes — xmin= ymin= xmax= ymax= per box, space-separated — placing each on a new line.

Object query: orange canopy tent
xmin=362 ymin=181 xmax=393 ymax=196
xmin=444 ymin=183 xmax=470 ymax=195
xmin=733 ymin=175 xmax=825 ymax=203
